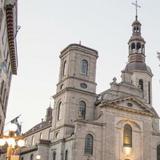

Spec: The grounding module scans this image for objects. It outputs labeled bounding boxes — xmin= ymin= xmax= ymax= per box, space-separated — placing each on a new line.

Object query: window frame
xmin=81 ymin=59 xmax=88 ymax=76
xmin=79 ymin=101 xmax=86 ymax=120
xmin=123 ymin=124 xmax=132 ymax=147
xmin=84 ymin=134 xmax=93 ymax=155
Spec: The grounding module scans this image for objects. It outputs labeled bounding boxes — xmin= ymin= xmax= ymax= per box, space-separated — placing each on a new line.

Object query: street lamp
xmin=36 ymin=155 xmax=41 ymax=160
xmin=0 ymin=123 xmax=25 ymax=160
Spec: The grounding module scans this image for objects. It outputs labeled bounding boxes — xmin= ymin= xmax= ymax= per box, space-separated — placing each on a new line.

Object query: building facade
xmin=0 ymin=0 xmax=18 ymax=132
xmin=21 ymin=16 xmax=160 ymax=160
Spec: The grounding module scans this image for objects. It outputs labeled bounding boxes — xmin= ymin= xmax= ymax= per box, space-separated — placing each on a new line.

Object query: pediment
xmin=100 ymin=96 xmax=158 ymax=118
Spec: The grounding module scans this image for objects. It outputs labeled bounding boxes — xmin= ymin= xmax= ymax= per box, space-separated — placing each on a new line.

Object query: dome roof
xmin=125 ymin=62 xmax=153 ymax=76
xmin=132 ymin=19 xmax=141 ymax=26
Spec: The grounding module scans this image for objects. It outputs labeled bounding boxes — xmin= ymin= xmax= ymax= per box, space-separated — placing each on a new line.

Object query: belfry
xmin=19 ymin=1 xmax=160 ymax=160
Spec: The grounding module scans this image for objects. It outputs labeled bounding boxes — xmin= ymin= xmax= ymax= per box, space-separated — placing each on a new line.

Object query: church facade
xmin=20 ymin=16 xmax=160 ymax=160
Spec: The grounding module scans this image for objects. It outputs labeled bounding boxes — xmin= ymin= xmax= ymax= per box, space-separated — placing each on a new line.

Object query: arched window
xmin=148 ymin=82 xmax=151 ymax=104
xmin=62 ymin=60 xmax=67 ymax=76
xmin=79 ymin=101 xmax=86 ymax=120
xmin=31 ymin=136 xmax=35 ymax=146
xmin=40 ymin=132 xmax=43 ymax=139
xmin=131 ymin=43 xmax=135 ymax=50
xmin=65 ymin=150 xmax=68 ymax=160
xmin=139 ymin=79 xmax=144 ymax=91
xmin=57 ymin=102 xmax=62 ymax=120
xmin=30 ymin=154 xmax=33 ymax=160
xmin=157 ymin=145 xmax=160 ymax=160
xmin=137 ymin=43 xmax=141 ymax=50
xmin=84 ymin=134 xmax=93 ymax=155
xmin=53 ymin=151 xmax=56 ymax=160
xmin=81 ymin=59 xmax=88 ymax=75
xmin=123 ymin=124 xmax=132 ymax=147
xmin=48 ymin=129 xmax=51 ymax=140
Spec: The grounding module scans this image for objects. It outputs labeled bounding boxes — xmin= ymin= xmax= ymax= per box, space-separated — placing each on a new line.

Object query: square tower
xmin=52 ymin=44 xmax=98 ymax=139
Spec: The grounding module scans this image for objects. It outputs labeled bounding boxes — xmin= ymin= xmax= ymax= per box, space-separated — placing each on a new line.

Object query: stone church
xmin=20 ymin=15 xmax=160 ymax=160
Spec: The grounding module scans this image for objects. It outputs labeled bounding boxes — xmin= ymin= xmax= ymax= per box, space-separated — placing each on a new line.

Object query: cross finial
xmin=132 ymin=0 xmax=141 ymax=20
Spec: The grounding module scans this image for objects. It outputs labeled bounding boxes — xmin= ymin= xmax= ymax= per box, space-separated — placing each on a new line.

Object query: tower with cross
xmin=18 ymin=2 xmax=160 ymax=160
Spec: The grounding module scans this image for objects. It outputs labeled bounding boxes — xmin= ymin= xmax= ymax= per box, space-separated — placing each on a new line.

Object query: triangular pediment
xmin=100 ymin=96 xmax=159 ymax=118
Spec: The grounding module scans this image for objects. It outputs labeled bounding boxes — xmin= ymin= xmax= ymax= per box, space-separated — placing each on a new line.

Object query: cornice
xmin=60 ymin=43 xmax=98 ymax=58
xmin=57 ymin=76 xmax=97 ymax=86
xmin=5 ymin=2 xmax=18 ymax=74
xmin=99 ymin=103 xmax=154 ymax=118
xmin=75 ymin=119 xmax=104 ymax=126
xmin=53 ymin=87 xmax=96 ymax=99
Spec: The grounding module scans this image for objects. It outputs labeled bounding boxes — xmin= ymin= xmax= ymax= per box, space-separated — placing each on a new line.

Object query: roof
xmin=60 ymin=43 xmax=98 ymax=58
xmin=24 ymin=120 xmax=51 ymax=137
xmin=124 ymin=62 xmax=153 ymax=76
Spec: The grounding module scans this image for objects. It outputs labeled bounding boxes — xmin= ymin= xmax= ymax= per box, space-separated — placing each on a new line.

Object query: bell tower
xmin=121 ymin=2 xmax=153 ymax=105
xmin=52 ymin=44 xmax=98 ymax=139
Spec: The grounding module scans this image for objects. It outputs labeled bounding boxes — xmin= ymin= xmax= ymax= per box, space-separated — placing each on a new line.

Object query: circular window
xmin=80 ymin=83 xmax=87 ymax=89
xmin=127 ymin=103 xmax=133 ymax=107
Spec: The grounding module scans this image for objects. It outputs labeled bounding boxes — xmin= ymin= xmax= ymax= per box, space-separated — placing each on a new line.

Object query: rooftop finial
xmin=132 ymin=0 xmax=141 ymax=20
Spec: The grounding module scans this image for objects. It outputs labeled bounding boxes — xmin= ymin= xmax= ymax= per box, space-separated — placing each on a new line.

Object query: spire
xmin=123 ymin=1 xmax=152 ymax=76
xmin=127 ymin=1 xmax=146 ymax=64
xmin=132 ymin=0 xmax=141 ymax=20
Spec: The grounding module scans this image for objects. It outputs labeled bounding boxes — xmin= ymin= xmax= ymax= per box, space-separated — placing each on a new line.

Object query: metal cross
xmin=132 ymin=0 xmax=141 ymax=18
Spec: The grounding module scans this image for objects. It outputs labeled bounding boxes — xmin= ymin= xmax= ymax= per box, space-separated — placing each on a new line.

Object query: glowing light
xmin=0 ymin=138 xmax=6 ymax=146
xmin=7 ymin=138 xmax=16 ymax=147
xmin=17 ymin=139 xmax=25 ymax=147
xmin=123 ymin=146 xmax=132 ymax=155
xmin=36 ymin=155 xmax=41 ymax=160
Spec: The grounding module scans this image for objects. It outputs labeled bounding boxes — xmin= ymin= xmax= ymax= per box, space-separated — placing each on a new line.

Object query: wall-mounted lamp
xmin=123 ymin=146 xmax=132 ymax=156
xmin=36 ymin=154 xmax=41 ymax=160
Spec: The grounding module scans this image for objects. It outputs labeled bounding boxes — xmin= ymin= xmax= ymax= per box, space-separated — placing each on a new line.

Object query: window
xmin=65 ymin=150 xmax=68 ymax=160
xmin=81 ymin=59 xmax=88 ymax=75
xmin=148 ymin=82 xmax=151 ymax=104
xmin=48 ymin=129 xmax=51 ymax=140
xmin=40 ymin=132 xmax=43 ymax=139
xmin=139 ymin=79 xmax=143 ymax=91
xmin=157 ymin=145 xmax=160 ymax=160
xmin=0 ymin=80 xmax=4 ymax=95
xmin=131 ymin=43 xmax=135 ymax=50
xmin=53 ymin=151 xmax=56 ymax=160
xmin=57 ymin=102 xmax=62 ymax=120
xmin=79 ymin=101 xmax=86 ymax=120
xmin=137 ymin=43 xmax=141 ymax=50
xmin=31 ymin=136 xmax=35 ymax=146
xmin=62 ymin=61 xmax=67 ymax=76
xmin=30 ymin=154 xmax=33 ymax=160
xmin=84 ymin=134 xmax=93 ymax=155
xmin=123 ymin=124 xmax=132 ymax=147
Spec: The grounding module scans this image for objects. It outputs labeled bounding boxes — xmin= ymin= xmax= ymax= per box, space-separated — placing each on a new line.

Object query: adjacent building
xmin=21 ymin=15 xmax=160 ymax=160
xmin=0 ymin=0 xmax=18 ymax=131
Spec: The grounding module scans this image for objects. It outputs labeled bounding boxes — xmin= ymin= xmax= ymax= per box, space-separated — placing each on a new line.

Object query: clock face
xmin=80 ymin=83 xmax=87 ymax=89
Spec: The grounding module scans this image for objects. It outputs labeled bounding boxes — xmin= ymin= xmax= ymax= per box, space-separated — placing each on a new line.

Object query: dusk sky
xmin=5 ymin=0 xmax=160 ymax=132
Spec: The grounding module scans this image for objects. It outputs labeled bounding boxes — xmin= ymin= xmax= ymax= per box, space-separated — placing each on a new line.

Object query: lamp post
xmin=0 ymin=123 xmax=25 ymax=160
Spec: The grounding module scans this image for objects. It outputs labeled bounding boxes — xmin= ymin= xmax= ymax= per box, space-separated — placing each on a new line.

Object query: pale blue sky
xmin=6 ymin=0 xmax=160 ymax=132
